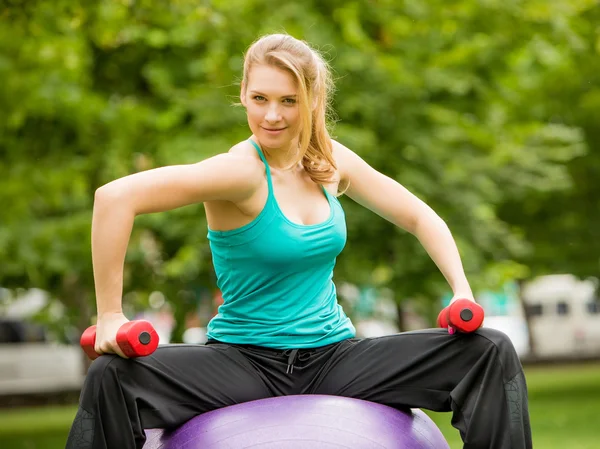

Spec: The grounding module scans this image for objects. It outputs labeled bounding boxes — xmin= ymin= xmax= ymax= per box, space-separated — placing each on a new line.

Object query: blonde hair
xmin=242 ymin=34 xmax=337 ymax=185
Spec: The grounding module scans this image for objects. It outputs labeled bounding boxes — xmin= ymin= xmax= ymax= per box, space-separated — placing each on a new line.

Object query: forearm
xmin=91 ymin=189 xmax=135 ymax=317
xmin=413 ymin=211 xmax=473 ymax=299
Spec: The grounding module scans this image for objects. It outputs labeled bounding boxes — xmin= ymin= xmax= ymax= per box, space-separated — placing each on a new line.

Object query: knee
xmin=475 ymin=327 xmax=523 ymax=378
xmin=81 ymin=355 xmax=123 ymax=400
xmin=476 ymin=327 xmax=514 ymax=350
xmin=86 ymin=354 xmax=122 ymax=381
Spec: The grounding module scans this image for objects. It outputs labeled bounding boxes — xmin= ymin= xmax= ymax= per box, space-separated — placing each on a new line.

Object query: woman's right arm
xmin=91 ymin=153 xmax=261 ymax=357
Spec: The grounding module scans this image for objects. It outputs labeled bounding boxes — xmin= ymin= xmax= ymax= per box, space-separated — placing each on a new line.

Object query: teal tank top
xmin=206 ymin=140 xmax=356 ymax=349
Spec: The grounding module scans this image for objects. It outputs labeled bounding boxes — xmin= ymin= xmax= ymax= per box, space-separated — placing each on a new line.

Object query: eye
xmin=283 ymin=98 xmax=297 ymax=105
xmin=253 ymin=95 xmax=266 ymax=101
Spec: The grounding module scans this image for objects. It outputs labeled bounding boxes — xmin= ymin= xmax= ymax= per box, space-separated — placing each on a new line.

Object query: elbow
xmin=403 ymin=215 xmax=419 ymax=235
xmin=94 ymin=183 xmax=131 ymax=212
xmin=412 ymin=208 xmax=448 ymax=237
xmin=95 ymin=184 xmax=119 ymax=204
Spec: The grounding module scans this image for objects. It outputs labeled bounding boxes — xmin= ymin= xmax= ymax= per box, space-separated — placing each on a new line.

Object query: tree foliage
xmin=1 ymin=0 xmax=598 ymax=336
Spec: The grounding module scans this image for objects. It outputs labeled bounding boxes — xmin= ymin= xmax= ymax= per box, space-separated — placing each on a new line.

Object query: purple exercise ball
xmin=143 ymin=395 xmax=450 ymax=449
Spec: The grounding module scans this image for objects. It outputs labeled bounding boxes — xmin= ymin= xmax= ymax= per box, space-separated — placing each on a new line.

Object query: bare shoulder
xmin=228 ymin=140 xmax=262 ymax=159
xmin=331 ymin=139 xmax=358 ymax=181
xmin=219 ymin=140 xmax=264 ymax=183
xmin=331 ymin=139 xmax=353 ymax=159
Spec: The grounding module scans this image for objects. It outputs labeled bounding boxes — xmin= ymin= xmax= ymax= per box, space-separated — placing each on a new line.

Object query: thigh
xmin=83 ymin=342 xmax=273 ymax=429
xmin=310 ymin=328 xmax=514 ymax=411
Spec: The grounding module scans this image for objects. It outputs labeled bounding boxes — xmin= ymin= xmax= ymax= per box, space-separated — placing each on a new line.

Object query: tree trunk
xmin=62 ymin=274 xmax=93 ymax=373
xmin=395 ymin=301 xmax=405 ymax=333
xmin=517 ymin=278 xmax=537 ymax=357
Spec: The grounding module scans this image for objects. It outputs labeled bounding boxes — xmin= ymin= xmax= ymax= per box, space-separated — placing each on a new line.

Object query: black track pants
xmin=65 ymin=328 xmax=531 ymax=449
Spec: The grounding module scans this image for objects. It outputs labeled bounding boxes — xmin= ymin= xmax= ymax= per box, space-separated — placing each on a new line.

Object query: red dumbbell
xmin=80 ymin=320 xmax=159 ymax=360
xmin=437 ymin=298 xmax=485 ymax=334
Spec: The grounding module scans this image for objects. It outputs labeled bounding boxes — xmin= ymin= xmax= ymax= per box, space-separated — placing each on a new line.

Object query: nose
xmin=264 ymin=102 xmax=281 ymax=123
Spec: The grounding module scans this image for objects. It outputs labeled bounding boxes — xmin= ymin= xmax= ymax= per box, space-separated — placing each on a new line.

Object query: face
xmin=241 ymin=64 xmax=301 ymax=150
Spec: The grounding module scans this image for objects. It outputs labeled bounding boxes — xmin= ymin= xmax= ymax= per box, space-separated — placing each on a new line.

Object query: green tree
xmin=497 ymin=3 xmax=600 ymax=280
xmin=0 ymin=0 xmax=596 ymax=340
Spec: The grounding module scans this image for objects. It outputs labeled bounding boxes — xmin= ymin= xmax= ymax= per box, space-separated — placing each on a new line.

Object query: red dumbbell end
xmin=116 ymin=320 xmax=159 ymax=358
xmin=437 ymin=307 xmax=450 ymax=329
xmin=447 ymin=299 xmax=484 ymax=333
xmin=80 ymin=325 xmax=100 ymax=360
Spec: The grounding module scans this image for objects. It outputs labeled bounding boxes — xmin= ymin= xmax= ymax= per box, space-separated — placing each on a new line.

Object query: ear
xmin=240 ymin=80 xmax=247 ymax=107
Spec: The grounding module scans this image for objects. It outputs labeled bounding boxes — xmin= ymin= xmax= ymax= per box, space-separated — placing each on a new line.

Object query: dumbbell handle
xmin=437 ymin=299 xmax=484 ymax=333
xmin=80 ymin=320 xmax=159 ymax=360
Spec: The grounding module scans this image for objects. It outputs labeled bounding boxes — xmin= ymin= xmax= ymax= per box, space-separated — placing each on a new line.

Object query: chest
xmin=268 ymin=169 xmax=337 ymax=226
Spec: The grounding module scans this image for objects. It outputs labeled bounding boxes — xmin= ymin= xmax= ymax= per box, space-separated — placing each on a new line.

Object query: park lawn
xmin=428 ymin=363 xmax=600 ymax=448
xmin=1 ymin=363 xmax=599 ymax=449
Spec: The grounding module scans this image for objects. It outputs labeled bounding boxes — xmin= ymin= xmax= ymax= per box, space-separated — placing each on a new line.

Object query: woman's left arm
xmin=333 ymin=140 xmax=474 ymax=301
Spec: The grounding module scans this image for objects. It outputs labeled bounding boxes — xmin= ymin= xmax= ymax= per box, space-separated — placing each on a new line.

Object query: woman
xmin=66 ymin=34 xmax=532 ymax=449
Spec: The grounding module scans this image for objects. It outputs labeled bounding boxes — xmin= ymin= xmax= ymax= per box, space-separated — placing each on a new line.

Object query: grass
xmin=428 ymin=363 xmax=600 ymax=448
xmin=1 ymin=363 xmax=599 ymax=448
xmin=0 ymin=406 xmax=76 ymax=449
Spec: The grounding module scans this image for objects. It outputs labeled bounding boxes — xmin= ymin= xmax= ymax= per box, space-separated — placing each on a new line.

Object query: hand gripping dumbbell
xmin=437 ymin=298 xmax=484 ymax=334
xmin=80 ymin=320 xmax=159 ymax=360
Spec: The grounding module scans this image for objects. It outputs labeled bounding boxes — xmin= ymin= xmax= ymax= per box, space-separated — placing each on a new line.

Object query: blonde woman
xmin=66 ymin=34 xmax=532 ymax=449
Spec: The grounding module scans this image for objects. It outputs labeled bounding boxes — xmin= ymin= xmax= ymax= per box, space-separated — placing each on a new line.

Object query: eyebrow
xmin=249 ymin=90 xmax=298 ymax=98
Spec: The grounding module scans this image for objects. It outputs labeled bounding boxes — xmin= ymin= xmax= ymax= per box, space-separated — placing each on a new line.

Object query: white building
xmin=0 ymin=288 xmax=85 ymax=396
xmin=521 ymin=274 xmax=600 ymax=358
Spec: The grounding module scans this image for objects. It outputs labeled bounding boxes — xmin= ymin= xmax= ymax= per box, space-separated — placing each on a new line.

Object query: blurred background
xmin=1 ymin=0 xmax=600 ymax=447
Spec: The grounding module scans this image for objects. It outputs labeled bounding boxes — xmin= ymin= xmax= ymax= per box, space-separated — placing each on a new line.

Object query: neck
xmin=255 ymin=136 xmax=302 ymax=170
